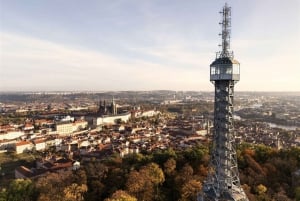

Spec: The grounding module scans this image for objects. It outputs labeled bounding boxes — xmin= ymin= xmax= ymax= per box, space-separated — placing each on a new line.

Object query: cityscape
xmin=1 ymin=1 xmax=300 ymax=201
xmin=0 ymin=91 xmax=299 ymax=200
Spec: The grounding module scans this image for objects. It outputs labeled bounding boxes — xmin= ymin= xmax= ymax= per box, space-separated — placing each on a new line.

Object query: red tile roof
xmin=16 ymin=141 xmax=31 ymax=146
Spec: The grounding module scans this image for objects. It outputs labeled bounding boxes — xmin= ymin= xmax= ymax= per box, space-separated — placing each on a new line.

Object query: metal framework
xmin=198 ymin=3 xmax=249 ymax=201
xmin=218 ymin=3 xmax=233 ymax=59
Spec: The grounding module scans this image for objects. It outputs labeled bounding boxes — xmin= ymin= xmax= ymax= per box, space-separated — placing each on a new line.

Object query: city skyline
xmin=1 ymin=0 xmax=299 ymax=92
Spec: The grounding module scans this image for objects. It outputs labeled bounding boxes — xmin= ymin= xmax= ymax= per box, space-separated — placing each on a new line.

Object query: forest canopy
xmin=0 ymin=144 xmax=299 ymax=201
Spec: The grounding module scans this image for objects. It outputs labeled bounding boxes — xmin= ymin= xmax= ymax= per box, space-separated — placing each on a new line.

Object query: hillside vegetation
xmin=0 ymin=143 xmax=299 ymax=201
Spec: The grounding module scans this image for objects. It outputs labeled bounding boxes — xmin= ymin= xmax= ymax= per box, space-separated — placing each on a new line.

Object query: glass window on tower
xmin=211 ymin=66 xmax=216 ymax=75
xmin=232 ymin=64 xmax=240 ymax=74
xmin=211 ymin=66 xmax=221 ymax=75
xmin=225 ymin=66 xmax=232 ymax=74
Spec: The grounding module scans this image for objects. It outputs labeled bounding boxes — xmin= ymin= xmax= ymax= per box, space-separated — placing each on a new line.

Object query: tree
xmin=126 ymin=163 xmax=165 ymax=201
xmin=153 ymin=148 xmax=177 ymax=166
xmin=245 ymin=154 xmax=265 ymax=176
xmin=85 ymin=180 xmax=105 ymax=201
xmin=164 ymin=158 xmax=176 ymax=176
xmin=140 ymin=163 xmax=165 ymax=186
xmin=0 ymin=188 xmax=7 ymax=201
xmin=63 ymin=183 xmax=87 ymax=201
xmin=176 ymin=163 xmax=194 ymax=185
xmin=180 ymin=179 xmax=202 ymax=201
xmin=6 ymin=179 xmax=36 ymax=201
xmin=172 ymin=163 xmax=198 ymax=201
xmin=295 ymin=187 xmax=300 ymax=201
xmin=256 ymin=184 xmax=267 ymax=195
xmin=104 ymin=190 xmax=137 ymax=201
xmin=84 ymin=162 xmax=108 ymax=180
xmin=35 ymin=172 xmax=72 ymax=201
xmin=254 ymin=145 xmax=273 ymax=163
xmin=72 ymin=169 xmax=87 ymax=185
xmin=104 ymin=167 xmax=126 ymax=195
xmin=255 ymin=184 xmax=271 ymax=201
xmin=141 ymin=162 xmax=165 ymax=200
xmin=273 ymin=190 xmax=292 ymax=201
xmin=183 ymin=145 xmax=208 ymax=166
xmin=126 ymin=170 xmax=149 ymax=200
xmin=241 ymin=184 xmax=256 ymax=201
xmin=197 ymin=164 xmax=208 ymax=178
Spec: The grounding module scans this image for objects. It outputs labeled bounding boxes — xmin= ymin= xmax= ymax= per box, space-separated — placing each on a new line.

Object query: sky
xmin=0 ymin=0 xmax=299 ymax=92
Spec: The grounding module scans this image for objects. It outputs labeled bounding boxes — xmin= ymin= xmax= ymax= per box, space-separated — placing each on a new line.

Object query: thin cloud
xmin=0 ymin=32 xmax=209 ymax=91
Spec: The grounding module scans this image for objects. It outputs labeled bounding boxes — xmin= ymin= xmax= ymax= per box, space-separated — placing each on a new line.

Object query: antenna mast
xmin=218 ymin=3 xmax=233 ymax=58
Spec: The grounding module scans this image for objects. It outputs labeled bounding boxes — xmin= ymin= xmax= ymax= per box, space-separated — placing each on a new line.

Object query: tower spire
xmin=219 ymin=3 xmax=233 ymax=58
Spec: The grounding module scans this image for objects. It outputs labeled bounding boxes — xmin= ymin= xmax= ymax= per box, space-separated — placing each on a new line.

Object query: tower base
xmin=198 ymin=183 xmax=249 ymax=201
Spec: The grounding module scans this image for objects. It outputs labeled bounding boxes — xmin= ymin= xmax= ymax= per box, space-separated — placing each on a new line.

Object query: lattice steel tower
xmin=198 ymin=3 xmax=248 ymax=201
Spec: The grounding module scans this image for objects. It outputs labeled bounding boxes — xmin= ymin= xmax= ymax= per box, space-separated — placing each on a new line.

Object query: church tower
xmin=111 ymin=97 xmax=117 ymax=115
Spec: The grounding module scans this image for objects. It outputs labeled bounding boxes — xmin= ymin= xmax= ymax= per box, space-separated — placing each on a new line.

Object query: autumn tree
xmin=175 ymin=163 xmax=194 ymax=186
xmin=180 ymin=179 xmax=202 ymax=201
xmin=104 ymin=190 xmax=137 ymax=201
xmin=255 ymin=184 xmax=267 ymax=195
xmin=72 ymin=169 xmax=87 ymax=185
xmin=63 ymin=183 xmax=87 ymax=201
xmin=163 ymin=158 xmax=176 ymax=176
xmin=197 ymin=164 xmax=208 ymax=179
xmin=140 ymin=163 xmax=165 ymax=186
xmin=126 ymin=170 xmax=149 ymax=200
xmin=35 ymin=172 xmax=72 ymax=201
xmin=254 ymin=183 xmax=271 ymax=201
xmin=126 ymin=162 xmax=164 ymax=201
xmin=174 ymin=163 xmax=202 ymax=201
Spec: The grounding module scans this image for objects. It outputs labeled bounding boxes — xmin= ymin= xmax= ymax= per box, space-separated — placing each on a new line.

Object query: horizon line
xmin=0 ymin=90 xmax=299 ymax=93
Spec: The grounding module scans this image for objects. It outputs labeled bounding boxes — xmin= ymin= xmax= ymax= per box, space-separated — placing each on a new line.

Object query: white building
xmin=15 ymin=141 xmax=33 ymax=154
xmin=139 ymin=110 xmax=160 ymax=118
xmin=56 ymin=123 xmax=73 ymax=135
xmin=94 ymin=113 xmax=131 ymax=126
xmin=33 ymin=139 xmax=46 ymax=151
xmin=0 ymin=131 xmax=25 ymax=141
xmin=56 ymin=120 xmax=88 ymax=135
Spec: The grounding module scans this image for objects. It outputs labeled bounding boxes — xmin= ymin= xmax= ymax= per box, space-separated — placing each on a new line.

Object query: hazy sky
xmin=0 ymin=0 xmax=299 ymax=91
